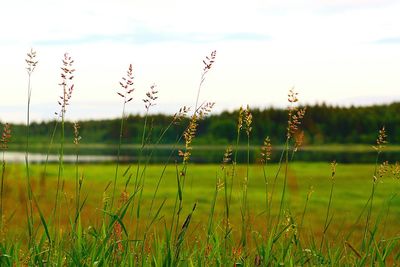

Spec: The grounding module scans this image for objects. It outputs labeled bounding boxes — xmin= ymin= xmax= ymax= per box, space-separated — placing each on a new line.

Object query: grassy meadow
xmin=0 ymin=49 xmax=399 ymax=266
xmin=2 ymin=162 xmax=400 ymax=238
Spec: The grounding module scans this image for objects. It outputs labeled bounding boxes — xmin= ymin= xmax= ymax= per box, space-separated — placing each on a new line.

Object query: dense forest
xmin=3 ymin=102 xmax=400 ymax=146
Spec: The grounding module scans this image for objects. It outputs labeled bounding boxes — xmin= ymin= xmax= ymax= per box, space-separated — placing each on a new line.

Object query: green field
xmin=3 ymin=162 xmax=399 ymax=241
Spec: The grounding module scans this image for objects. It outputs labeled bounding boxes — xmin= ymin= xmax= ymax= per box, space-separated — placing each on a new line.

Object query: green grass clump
xmin=0 ymin=49 xmax=399 ymax=266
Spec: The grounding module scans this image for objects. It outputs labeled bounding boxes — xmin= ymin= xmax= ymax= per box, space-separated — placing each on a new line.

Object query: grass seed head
xmin=143 ymin=84 xmax=158 ymax=109
xmin=373 ymin=126 xmax=387 ymax=152
xmin=73 ymin=122 xmax=81 ymax=145
xmin=1 ymin=123 xmax=11 ymax=150
xmin=25 ymin=48 xmax=38 ymax=75
xmin=57 ymin=53 xmax=75 ymax=115
xmin=173 ymin=106 xmax=190 ymax=125
xmin=287 ymin=88 xmax=306 ymax=139
xmin=202 ymin=50 xmax=217 ymax=73
xmin=331 ymin=160 xmax=337 ymax=179
xmin=244 ymin=105 xmax=252 ymax=135
xmin=260 ymin=136 xmax=272 ymax=164
xmin=117 ymin=64 xmax=135 ymax=103
xmin=198 ymin=102 xmax=215 ymax=120
xmin=391 ymin=162 xmax=400 ymax=179
xmin=237 ymin=106 xmax=244 ymax=132
xmin=221 ymin=146 xmax=233 ymax=170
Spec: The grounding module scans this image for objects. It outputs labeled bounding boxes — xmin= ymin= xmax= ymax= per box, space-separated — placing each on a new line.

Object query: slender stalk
xmin=276 ymin=137 xmax=290 ymax=229
xmin=110 ymin=100 xmax=126 ymax=211
xmin=320 ymin=177 xmax=335 ymax=252
xmin=0 ymin=151 xmax=5 ymax=230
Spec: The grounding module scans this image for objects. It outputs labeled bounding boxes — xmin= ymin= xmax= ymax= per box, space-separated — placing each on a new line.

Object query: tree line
xmin=4 ymin=102 xmax=400 ymax=146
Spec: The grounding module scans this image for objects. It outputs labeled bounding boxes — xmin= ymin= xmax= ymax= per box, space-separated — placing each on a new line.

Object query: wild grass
xmin=0 ymin=49 xmax=399 ymax=266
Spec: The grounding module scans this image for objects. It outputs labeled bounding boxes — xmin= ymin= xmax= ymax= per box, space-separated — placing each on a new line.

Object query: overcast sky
xmin=1 ymin=0 xmax=400 ymax=122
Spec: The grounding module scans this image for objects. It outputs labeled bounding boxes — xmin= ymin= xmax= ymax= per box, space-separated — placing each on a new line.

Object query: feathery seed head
xmin=391 ymin=162 xmax=400 ymax=179
xmin=287 ymin=88 xmax=306 ymax=139
xmin=260 ymin=136 xmax=272 ymax=164
xmin=198 ymin=102 xmax=215 ymax=120
xmin=173 ymin=106 xmax=190 ymax=125
xmin=221 ymin=146 xmax=233 ymax=170
xmin=73 ymin=122 xmax=81 ymax=145
xmin=1 ymin=123 xmax=11 ymax=150
xmin=57 ymin=53 xmax=75 ymax=116
xmin=143 ymin=84 xmax=158 ymax=109
xmin=375 ymin=161 xmax=389 ymax=183
xmin=244 ymin=105 xmax=252 ymax=135
xmin=203 ymin=50 xmax=217 ymax=73
xmin=117 ymin=64 xmax=135 ymax=103
xmin=25 ymin=48 xmax=38 ymax=75
xmin=237 ymin=106 xmax=244 ymax=132
xmin=331 ymin=160 xmax=337 ymax=179
xmin=373 ymin=126 xmax=387 ymax=152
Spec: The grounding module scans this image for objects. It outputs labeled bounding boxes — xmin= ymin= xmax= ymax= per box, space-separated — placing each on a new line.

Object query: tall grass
xmin=0 ymin=49 xmax=399 ymax=266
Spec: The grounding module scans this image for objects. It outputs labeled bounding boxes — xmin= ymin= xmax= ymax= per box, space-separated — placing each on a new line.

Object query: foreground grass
xmin=1 ymin=162 xmax=399 ymax=265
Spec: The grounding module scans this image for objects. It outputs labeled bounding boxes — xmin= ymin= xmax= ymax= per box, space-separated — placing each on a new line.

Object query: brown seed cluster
xmin=260 ymin=136 xmax=272 ymax=164
xmin=221 ymin=146 xmax=233 ymax=170
xmin=373 ymin=126 xmax=387 ymax=152
xmin=202 ymin=50 xmax=216 ymax=73
xmin=173 ymin=106 xmax=190 ymax=125
xmin=143 ymin=84 xmax=158 ymax=110
xmin=1 ymin=123 xmax=11 ymax=150
xmin=244 ymin=105 xmax=252 ymax=136
xmin=57 ymin=53 xmax=75 ymax=115
xmin=391 ymin=162 xmax=400 ymax=179
xmin=237 ymin=107 xmax=244 ymax=132
xmin=373 ymin=161 xmax=389 ymax=183
xmin=198 ymin=102 xmax=215 ymax=120
xmin=73 ymin=122 xmax=80 ymax=145
xmin=179 ymin=102 xmax=215 ymax=163
xmin=331 ymin=160 xmax=337 ymax=179
xmin=25 ymin=48 xmax=38 ymax=75
xmin=287 ymin=89 xmax=306 ymax=139
xmin=117 ymin=64 xmax=134 ymax=104
xmin=236 ymin=106 xmax=252 ymax=135
xmin=179 ymin=116 xmax=198 ymax=164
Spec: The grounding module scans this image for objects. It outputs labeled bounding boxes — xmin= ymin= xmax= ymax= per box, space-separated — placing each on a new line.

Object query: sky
xmin=1 ymin=0 xmax=400 ymax=123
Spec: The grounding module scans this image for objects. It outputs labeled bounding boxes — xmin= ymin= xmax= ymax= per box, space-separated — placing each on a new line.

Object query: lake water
xmin=3 ymin=148 xmax=400 ymax=164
